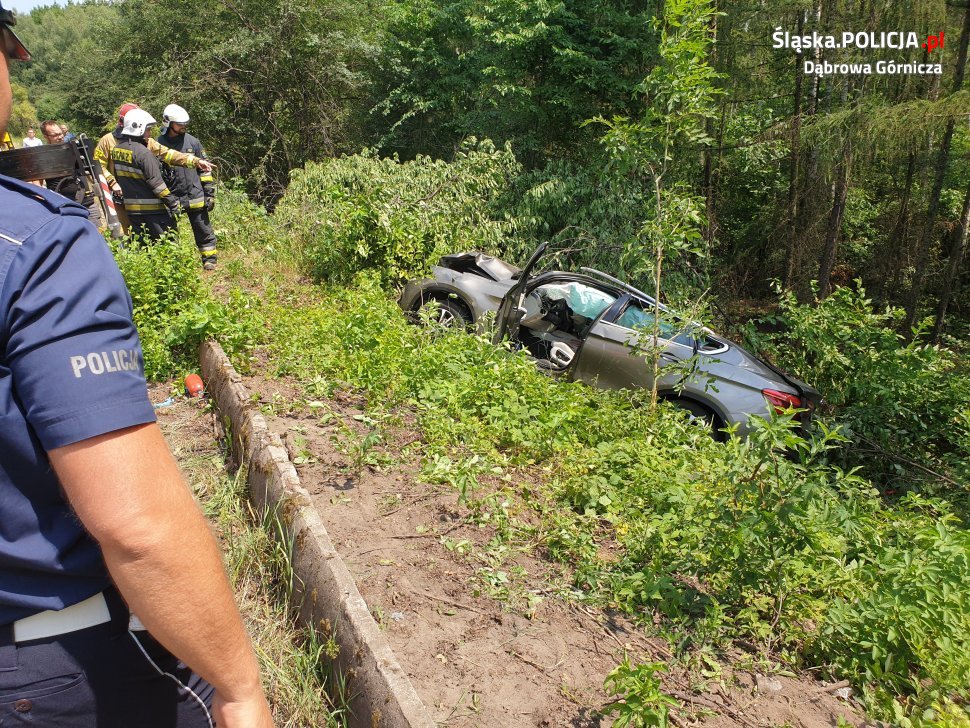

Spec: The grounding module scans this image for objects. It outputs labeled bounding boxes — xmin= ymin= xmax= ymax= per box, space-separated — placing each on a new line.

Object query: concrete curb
xmin=200 ymin=341 xmax=435 ymax=728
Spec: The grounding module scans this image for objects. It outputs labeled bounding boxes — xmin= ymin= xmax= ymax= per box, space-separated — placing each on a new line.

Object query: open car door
xmin=492 ymin=242 xmax=549 ymax=344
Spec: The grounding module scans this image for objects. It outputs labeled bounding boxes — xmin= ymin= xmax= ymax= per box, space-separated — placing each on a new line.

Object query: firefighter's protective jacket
xmin=157 ymin=130 xmax=214 ymax=209
xmin=95 ymin=129 xmax=200 ymax=189
xmin=110 ymin=138 xmax=178 ymax=217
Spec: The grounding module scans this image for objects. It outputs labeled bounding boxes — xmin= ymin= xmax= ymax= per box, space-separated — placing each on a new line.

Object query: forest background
xmin=10 ymin=0 xmax=970 ymax=342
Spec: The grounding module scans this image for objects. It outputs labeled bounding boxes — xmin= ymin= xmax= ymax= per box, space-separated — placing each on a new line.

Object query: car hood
xmin=438 ymin=252 xmax=521 ymax=281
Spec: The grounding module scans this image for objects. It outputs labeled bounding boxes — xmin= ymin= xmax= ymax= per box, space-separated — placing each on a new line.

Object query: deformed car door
xmin=571 ymin=299 xmax=685 ymax=390
xmin=493 ymin=242 xmax=549 ymax=344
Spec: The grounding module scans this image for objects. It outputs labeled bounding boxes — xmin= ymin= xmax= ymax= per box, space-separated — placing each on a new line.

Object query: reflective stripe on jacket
xmin=157 ymin=131 xmax=214 ymax=209
xmin=110 ymin=140 xmax=174 ymax=216
xmin=96 ymin=130 xmax=199 ymax=189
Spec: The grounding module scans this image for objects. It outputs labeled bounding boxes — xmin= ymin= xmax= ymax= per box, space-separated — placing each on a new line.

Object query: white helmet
xmin=122 ymin=109 xmax=157 ymax=137
xmin=162 ymin=103 xmax=190 ymax=133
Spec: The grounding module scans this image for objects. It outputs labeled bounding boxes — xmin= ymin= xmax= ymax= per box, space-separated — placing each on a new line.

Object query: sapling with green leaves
xmin=592 ymin=0 xmax=721 ymax=407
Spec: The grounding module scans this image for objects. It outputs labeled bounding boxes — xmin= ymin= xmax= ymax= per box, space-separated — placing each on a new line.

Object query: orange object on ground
xmin=184 ymin=374 xmax=204 ymax=397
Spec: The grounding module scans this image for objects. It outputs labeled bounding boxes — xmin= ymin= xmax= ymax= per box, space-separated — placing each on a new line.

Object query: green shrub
xmin=112 ymin=236 xmax=260 ymax=379
xmin=816 ymin=504 xmax=970 ymax=720
xmin=273 ymin=140 xmax=522 ymax=286
xmin=751 ymin=284 xmax=970 ymax=495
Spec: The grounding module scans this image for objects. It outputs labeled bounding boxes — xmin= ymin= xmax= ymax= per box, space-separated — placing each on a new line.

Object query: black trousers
xmin=128 ymin=213 xmax=177 ymax=244
xmin=0 ymin=589 xmax=214 ymax=727
xmin=187 ymin=208 xmax=217 ymax=261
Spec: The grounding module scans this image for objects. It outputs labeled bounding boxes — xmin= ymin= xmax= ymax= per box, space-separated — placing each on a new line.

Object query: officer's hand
xmin=212 ymin=692 xmax=275 ymax=728
xmin=196 ymin=159 xmax=214 ymax=174
xmin=205 ymin=197 xmax=215 ymax=211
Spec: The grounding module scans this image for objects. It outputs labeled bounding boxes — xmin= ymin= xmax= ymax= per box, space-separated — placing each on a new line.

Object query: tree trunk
xmin=882 ymin=151 xmax=918 ymax=301
xmin=807 ymin=0 xmax=823 ymax=116
xmin=784 ymin=10 xmax=805 ymax=288
xmin=818 ymin=150 xmax=851 ymax=299
xmin=905 ymin=3 xmax=970 ymax=332
xmin=931 ymin=182 xmax=970 ymax=340
xmin=702 ymin=5 xmax=719 ymax=249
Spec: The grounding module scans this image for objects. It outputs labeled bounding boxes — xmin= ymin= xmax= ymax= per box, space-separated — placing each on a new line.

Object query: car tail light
xmin=763 ymin=389 xmax=802 ymax=414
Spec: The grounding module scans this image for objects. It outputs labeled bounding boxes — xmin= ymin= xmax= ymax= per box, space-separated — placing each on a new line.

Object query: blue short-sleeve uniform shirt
xmin=0 ymin=173 xmax=156 ymax=624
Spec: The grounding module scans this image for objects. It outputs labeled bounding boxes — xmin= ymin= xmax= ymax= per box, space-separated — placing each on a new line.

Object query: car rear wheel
xmin=419 ymin=297 xmax=471 ymax=329
xmin=669 ymin=398 xmax=725 ymax=441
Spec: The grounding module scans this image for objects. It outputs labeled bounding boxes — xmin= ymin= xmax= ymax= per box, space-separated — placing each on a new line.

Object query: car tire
xmin=418 ymin=297 xmax=471 ymax=329
xmin=669 ymin=398 xmax=725 ymax=441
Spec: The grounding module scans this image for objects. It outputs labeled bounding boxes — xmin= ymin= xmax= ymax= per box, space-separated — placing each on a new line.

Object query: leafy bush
xmin=603 ymin=660 xmax=677 ymax=727
xmin=817 ymin=504 xmax=970 ymax=720
xmin=273 ymin=140 xmax=522 ymax=286
xmin=754 ymin=284 xmax=970 ymax=494
xmin=112 ymin=236 xmax=260 ymax=379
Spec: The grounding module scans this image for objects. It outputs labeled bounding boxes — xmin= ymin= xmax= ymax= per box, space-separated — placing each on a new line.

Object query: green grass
xmin=127 ymin=186 xmax=970 ymax=728
xmin=159 ymin=405 xmax=349 ymax=727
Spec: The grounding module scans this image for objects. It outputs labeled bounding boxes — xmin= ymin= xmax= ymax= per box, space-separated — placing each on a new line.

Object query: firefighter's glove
xmin=111 ymin=190 xmax=124 ymax=205
xmin=205 ymin=197 xmax=215 ymax=212
xmin=166 ymin=200 xmax=182 ymax=220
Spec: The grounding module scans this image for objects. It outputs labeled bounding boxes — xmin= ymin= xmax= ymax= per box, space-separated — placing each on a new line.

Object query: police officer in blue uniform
xmin=0 ymin=7 xmax=274 ymax=727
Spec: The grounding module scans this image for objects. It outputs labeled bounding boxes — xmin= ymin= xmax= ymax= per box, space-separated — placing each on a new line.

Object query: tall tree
xmin=374 ymin=0 xmax=659 ymax=163
xmin=905 ymin=2 xmax=970 ymax=331
xmin=818 ymin=147 xmax=851 ymax=299
xmin=931 ymin=181 xmax=970 ymax=339
xmin=596 ymin=0 xmax=720 ymax=406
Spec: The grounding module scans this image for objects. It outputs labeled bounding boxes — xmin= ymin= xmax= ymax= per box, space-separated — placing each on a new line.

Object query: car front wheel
xmin=418 ymin=297 xmax=471 ymax=329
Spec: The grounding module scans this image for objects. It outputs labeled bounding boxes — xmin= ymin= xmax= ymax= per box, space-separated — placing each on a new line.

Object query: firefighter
xmin=110 ymin=108 xmax=180 ymax=242
xmin=95 ymin=102 xmax=213 ymax=232
xmin=158 ymin=103 xmax=218 ymax=269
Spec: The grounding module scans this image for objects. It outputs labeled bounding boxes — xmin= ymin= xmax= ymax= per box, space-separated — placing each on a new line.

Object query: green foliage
xmin=756 ymin=284 xmax=970 ymax=493
xmin=19 ymin=0 xmax=379 ymax=202
xmin=112 ymin=237 xmax=259 ymax=379
xmin=500 ymin=159 xmax=651 ymax=272
xmin=817 ymin=506 xmax=970 ymax=720
xmin=220 ymin=225 xmax=969 ymax=722
xmin=374 ymin=0 xmax=658 ymax=162
xmin=602 ymin=659 xmax=677 ymax=728
xmin=9 ymin=2 xmax=122 ymax=135
xmin=596 ymin=0 xmax=720 ymax=184
xmin=7 ymin=82 xmax=37 ymax=140
xmin=274 ymin=140 xmax=521 ymax=286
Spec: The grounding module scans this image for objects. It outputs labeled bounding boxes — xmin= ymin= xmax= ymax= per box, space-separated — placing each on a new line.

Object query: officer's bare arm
xmin=49 ymin=422 xmax=274 ymax=728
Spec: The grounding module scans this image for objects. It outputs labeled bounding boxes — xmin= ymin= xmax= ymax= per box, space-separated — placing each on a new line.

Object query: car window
xmin=616 ymin=301 xmax=676 ymax=337
xmin=615 ymin=300 xmax=716 ymax=349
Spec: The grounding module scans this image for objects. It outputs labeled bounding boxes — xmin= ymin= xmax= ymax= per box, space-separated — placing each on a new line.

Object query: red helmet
xmin=117 ymin=102 xmax=140 ymax=125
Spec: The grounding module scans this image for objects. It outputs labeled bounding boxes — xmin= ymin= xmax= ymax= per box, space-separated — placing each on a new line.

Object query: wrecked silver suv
xmin=399 ymin=244 xmax=820 ymax=438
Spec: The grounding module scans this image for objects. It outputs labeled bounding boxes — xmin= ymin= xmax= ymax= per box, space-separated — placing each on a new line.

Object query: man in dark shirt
xmin=0 ymin=5 xmax=274 ymax=726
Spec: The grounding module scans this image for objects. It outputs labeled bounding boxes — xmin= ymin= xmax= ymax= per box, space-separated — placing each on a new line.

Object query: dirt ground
xmin=217 ymin=373 xmax=870 ymax=728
